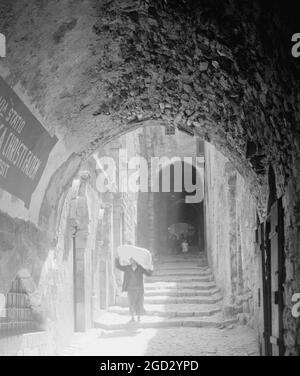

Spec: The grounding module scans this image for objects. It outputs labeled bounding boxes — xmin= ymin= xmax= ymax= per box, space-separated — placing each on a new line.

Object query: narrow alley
xmin=0 ymin=0 xmax=299 ymax=358
xmin=95 ymin=254 xmax=234 ymax=329
xmin=62 ymin=254 xmax=258 ymax=356
xmin=61 ymin=327 xmax=258 ymax=356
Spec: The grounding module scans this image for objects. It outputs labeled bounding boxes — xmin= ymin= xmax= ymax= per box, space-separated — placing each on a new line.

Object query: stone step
xmin=145 ymin=288 xmax=220 ymax=297
xmin=156 ymin=258 xmax=207 ymax=264
xmin=109 ymin=304 xmax=221 ymax=318
xmin=157 ymin=263 xmax=208 ymax=268
xmin=152 ymin=269 xmax=212 ymax=277
xmin=116 ymin=294 xmax=222 ymax=306
xmin=154 ymin=265 xmax=210 ymax=271
xmin=145 ymin=275 xmax=214 ymax=283
xmin=144 ymin=281 xmax=217 ymax=290
xmin=155 ymin=255 xmax=207 ymax=261
xmin=156 ymin=258 xmax=207 ymax=263
xmin=93 ymin=312 xmax=237 ymax=330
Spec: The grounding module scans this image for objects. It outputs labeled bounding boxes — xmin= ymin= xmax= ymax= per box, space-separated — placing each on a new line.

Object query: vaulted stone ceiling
xmin=0 ymin=0 xmax=299 ymax=226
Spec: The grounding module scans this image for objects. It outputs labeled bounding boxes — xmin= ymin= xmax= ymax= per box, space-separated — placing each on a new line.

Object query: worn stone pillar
xmin=74 ymin=171 xmax=90 ymax=332
xmin=137 ymin=192 xmax=150 ymax=248
xmin=148 ymin=192 xmax=156 ymax=254
xmin=102 ymin=193 xmax=116 ymax=306
xmin=226 ymin=163 xmax=238 ymax=303
xmin=113 ymin=200 xmax=123 ymax=251
xmin=112 ymin=200 xmax=124 ymax=292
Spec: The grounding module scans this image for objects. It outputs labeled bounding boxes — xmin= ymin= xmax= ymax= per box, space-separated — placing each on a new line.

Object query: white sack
xmin=117 ymin=244 xmax=153 ymax=271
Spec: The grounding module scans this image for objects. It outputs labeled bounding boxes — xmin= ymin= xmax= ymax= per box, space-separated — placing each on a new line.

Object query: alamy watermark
xmin=94 ymin=149 xmax=204 ymax=204
xmin=292 ymin=293 xmax=300 ymax=318
xmin=0 ymin=33 xmax=5 ymax=58
xmin=291 ymin=33 xmax=300 ymax=58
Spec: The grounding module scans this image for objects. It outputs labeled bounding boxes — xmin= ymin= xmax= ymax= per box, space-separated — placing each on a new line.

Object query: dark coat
xmin=115 ymin=257 xmax=152 ymax=292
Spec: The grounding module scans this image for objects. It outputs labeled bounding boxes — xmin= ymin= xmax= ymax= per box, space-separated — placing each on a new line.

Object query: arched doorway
xmin=0 ymin=0 xmax=299 ymax=356
xmin=152 ymin=160 xmax=204 ymax=256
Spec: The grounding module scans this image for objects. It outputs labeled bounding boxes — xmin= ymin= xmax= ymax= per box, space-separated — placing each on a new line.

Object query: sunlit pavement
xmin=62 ymin=256 xmax=259 ymax=356
xmin=61 ymin=325 xmax=259 ymax=356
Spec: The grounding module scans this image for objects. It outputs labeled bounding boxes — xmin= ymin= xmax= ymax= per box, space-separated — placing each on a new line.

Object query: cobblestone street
xmin=61 ymin=325 xmax=259 ymax=356
xmin=1 ymin=0 xmax=299 ymax=357
xmin=63 ymin=256 xmax=259 ymax=357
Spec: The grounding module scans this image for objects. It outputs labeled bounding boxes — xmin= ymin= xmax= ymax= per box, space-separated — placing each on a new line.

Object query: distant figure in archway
xmin=168 ymin=232 xmax=179 ymax=255
xmin=181 ymin=234 xmax=189 ymax=253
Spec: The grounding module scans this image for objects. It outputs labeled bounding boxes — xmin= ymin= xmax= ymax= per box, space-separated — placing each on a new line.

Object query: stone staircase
xmin=94 ymin=254 xmax=237 ymax=330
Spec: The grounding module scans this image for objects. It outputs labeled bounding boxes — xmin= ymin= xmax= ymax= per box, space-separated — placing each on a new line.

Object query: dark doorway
xmin=259 ymin=198 xmax=285 ymax=356
xmin=153 ymin=161 xmax=204 ymax=256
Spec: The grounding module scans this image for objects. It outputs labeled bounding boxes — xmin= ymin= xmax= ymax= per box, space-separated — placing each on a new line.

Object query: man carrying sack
xmin=115 ymin=242 xmax=153 ymax=323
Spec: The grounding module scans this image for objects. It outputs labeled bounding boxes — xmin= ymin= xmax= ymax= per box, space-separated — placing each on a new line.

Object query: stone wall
xmin=134 ymin=125 xmax=204 ymax=253
xmin=0 ymin=0 xmax=299 ymax=354
xmin=0 ymin=161 xmax=116 ymax=354
xmin=0 ymin=331 xmax=55 ymax=356
xmin=2 ymin=0 xmax=299 ymax=228
xmin=0 ymin=182 xmax=74 ymax=354
xmin=0 ymin=126 xmax=142 ymax=354
xmin=282 ymin=184 xmax=300 ymax=355
xmin=204 ymin=142 xmax=259 ymax=328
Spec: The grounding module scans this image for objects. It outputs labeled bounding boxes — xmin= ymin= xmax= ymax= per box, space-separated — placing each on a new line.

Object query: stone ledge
xmin=0 ymin=331 xmax=55 ymax=356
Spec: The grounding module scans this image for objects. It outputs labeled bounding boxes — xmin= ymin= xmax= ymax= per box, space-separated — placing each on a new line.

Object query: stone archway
xmin=152 ymin=159 xmax=205 ymax=255
xmin=1 ymin=0 xmax=299 ymax=233
xmin=167 ymin=199 xmax=204 ymax=253
xmin=0 ymin=0 xmax=299 ymax=355
xmin=69 ymin=171 xmax=90 ymax=332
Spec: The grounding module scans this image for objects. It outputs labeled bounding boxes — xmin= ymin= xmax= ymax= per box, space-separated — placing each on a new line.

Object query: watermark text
xmin=291 ymin=33 xmax=300 ymax=58
xmin=292 ymin=293 xmax=300 ymax=318
xmin=94 ymin=150 xmax=204 ymax=204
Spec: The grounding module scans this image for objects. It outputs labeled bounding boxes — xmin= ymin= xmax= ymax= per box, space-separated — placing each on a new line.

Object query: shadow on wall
xmin=0 ymin=202 xmax=75 ymax=354
xmin=0 ymin=268 xmax=56 ymax=356
xmin=0 ymin=206 xmax=75 ymax=331
xmin=0 ymin=211 xmax=56 ymax=296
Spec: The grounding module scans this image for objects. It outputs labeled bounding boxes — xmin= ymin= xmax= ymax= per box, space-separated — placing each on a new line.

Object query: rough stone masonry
xmin=0 ymin=0 xmax=299 ymax=355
